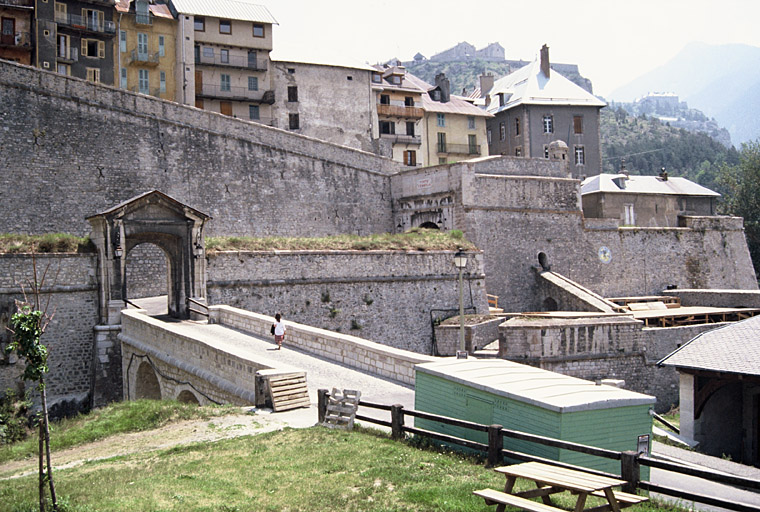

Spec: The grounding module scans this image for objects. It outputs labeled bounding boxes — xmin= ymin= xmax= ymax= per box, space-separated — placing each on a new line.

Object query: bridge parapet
xmin=209 ymin=305 xmax=438 ymax=385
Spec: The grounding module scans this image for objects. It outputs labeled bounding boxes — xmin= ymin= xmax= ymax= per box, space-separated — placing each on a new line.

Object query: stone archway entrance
xmin=87 ymin=191 xmax=211 ymax=324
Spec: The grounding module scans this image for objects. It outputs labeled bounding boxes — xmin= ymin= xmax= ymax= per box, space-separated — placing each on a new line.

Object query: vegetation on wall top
xmin=0 ymin=234 xmax=94 ymax=254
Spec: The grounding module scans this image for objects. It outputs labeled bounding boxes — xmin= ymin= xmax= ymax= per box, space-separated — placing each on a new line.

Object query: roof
xmin=270 ymin=51 xmax=376 ymax=72
xmin=581 ymin=173 xmax=720 ymax=197
xmin=658 ymin=315 xmax=760 ymax=377
xmin=115 ymin=0 xmax=173 ymax=17
xmin=484 ymin=59 xmax=605 ymax=114
xmin=371 ymin=65 xmax=427 ymax=94
xmin=402 ymin=73 xmax=493 ymax=117
xmin=415 ymin=359 xmax=655 ymax=413
xmin=86 ymin=190 xmax=211 ymax=221
xmin=169 ymin=0 xmax=277 ymax=23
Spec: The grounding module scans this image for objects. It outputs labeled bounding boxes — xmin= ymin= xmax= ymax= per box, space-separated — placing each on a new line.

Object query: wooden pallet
xmin=321 ymin=388 xmax=361 ymax=429
xmin=264 ymin=371 xmax=310 ymax=412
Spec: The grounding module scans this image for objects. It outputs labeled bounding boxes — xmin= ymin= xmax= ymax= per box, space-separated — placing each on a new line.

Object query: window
xmin=515 ymin=147 xmax=522 ymax=157
xmin=56 ymin=63 xmax=70 ymax=75
xmin=137 ymin=33 xmax=148 ymax=58
xmin=624 ymin=204 xmax=635 ymax=226
xmin=379 ymin=121 xmax=394 ymax=135
xmin=219 ymin=19 xmax=231 ymax=34
xmin=119 ymin=30 xmax=126 ymax=53
xmin=247 ymin=50 xmax=257 ymax=68
xmin=372 ymin=73 xmax=381 ymax=83
xmin=573 ymin=115 xmax=583 ymax=134
xmin=220 ymin=101 xmax=232 ymax=116
xmin=405 ymin=121 xmax=415 ymax=136
xmin=54 ymin=2 xmax=66 ymax=23
xmin=202 ymin=46 xmax=213 ymax=58
xmin=404 ymin=96 xmax=414 ymax=107
xmin=437 ymin=113 xmax=445 ymax=127
xmin=379 ymin=94 xmax=389 ymax=105
xmin=81 ymin=38 xmax=105 ymax=58
xmin=287 ymin=68 xmax=295 ymax=74
xmin=159 ymin=71 xmax=166 ymax=93
xmin=438 ymin=157 xmax=447 ymax=165
xmin=391 ymin=75 xmax=401 ymax=84
xmin=487 ymin=129 xmax=492 ymax=145
xmin=346 ymin=75 xmax=352 ymax=81
xmin=57 ymin=34 xmax=70 ymax=58
xmin=194 ymin=16 xmax=205 ymax=31
xmin=138 ymin=69 xmax=149 ymax=94
xmin=468 ymin=134 xmax=477 ymax=154
xmin=220 ymin=74 xmax=230 ymax=92
xmin=515 ymin=117 xmax=520 ymax=136
xmin=432 ymin=90 xmax=441 ymax=101
xmin=575 ymin=146 xmax=585 ymax=165
xmin=499 ymin=122 xmax=505 ymax=141
xmin=158 ymin=35 xmax=165 ymax=57
xmin=253 ymin=23 xmax=264 ymax=37
xmin=498 ymin=93 xmax=505 ymax=106
xmin=543 ymin=115 xmax=553 ymax=134
xmin=120 ymin=67 xmax=127 ymax=88
xmin=289 ymin=113 xmax=299 ymax=130
xmin=437 ymin=132 xmax=446 ymax=153
xmin=468 ymin=116 xmax=475 ymax=130
xmin=249 ymin=105 xmax=260 ymax=120
xmin=135 ymin=0 xmax=149 ymax=24
xmin=403 ymin=150 xmax=416 ymax=166
xmin=86 ymin=67 xmax=100 ymax=83
xmin=543 ymin=145 xmax=549 ymax=159
xmin=194 ymin=45 xmax=200 ymax=62
xmin=287 ymin=86 xmax=298 ymax=102
xmin=195 ymin=98 xmax=204 ymax=109
xmin=220 ymin=49 xmax=229 ymax=63
xmin=82 ymin=8 xmax=103 ymax=31
xmin=248 ymin=76 xmax=258 ymax=91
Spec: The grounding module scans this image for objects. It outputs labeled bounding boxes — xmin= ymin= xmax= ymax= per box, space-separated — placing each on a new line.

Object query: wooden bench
xmin=474 ymin=488 xmax=565 ymax=512
xmin=590 ymin=490 xmax=648 ymax=506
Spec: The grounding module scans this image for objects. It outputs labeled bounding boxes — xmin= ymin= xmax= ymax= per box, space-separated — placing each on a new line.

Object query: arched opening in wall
xmin=418 ymin=221 xmax=440 ymax=230
xmin=125 ymin=242 xmax=169 ymax=316
xmin=135 ymin=361 xmax=161 ymax=400
xmin=542 ymin=297 xmax=559 ymax=311
xmin=538 ymin=252 xmax=550 ymax=271
xmin=177 ymin=389 xmax=200 ymax=405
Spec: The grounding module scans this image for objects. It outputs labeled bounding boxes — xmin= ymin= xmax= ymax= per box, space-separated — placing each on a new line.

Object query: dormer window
xmin=135 ymin=0 xmax=149 ymax=24
xmin=432 ymin=90 xmax=441 ymax=101
xmin=372 ymin=73 xmax=382 ymax=83
xmin=391 ymin=75 xmax=401 ymax=85
xmin=498 ymin=93 xmax=505 ymax=106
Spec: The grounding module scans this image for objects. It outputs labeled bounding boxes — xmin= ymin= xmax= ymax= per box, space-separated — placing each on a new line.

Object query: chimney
xmin=479 ymin=73 xmax=494 ymax=98
xmin=434 ymin=73 xmax=450 ymax=103
xmin=540 ymin=44 xmax=550 ymax=78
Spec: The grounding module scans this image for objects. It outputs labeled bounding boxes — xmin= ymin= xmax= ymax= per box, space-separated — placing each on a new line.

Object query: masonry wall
xmin=207 ymin=250 xmax=490 ymax=354
xmin=0 ymin=60 xmax=397 ymax=237
xmin=0 ymin=254 xmax=99 ymax=411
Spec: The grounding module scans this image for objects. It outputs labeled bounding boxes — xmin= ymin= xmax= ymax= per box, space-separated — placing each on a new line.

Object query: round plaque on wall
xmin=598 ymin=246 xmax=612 ymax=264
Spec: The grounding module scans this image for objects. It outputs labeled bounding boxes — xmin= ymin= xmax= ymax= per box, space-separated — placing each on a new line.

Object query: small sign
xmin=456 ymin=350 xmax=468 ymax=359
xmin=637 ymin=434 xmax=650 ymax=455
xmin=598 ymin=246 xmax=612 ymax=264
xmin=417 ymin=177 xmax=432 ymax=191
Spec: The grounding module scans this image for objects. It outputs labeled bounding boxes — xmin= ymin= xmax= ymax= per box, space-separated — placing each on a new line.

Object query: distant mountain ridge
xmin=609 ymin=42 xmax=760 ymax=145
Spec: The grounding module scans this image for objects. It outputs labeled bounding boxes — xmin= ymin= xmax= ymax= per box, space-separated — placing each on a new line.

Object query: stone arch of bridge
xmin=87 ymin=191 xmax=211 ymax=323
xmin=135 ymin=361 xmax=162 ymax=400
xmin=177 ymin=389 xmax=200 ymax=405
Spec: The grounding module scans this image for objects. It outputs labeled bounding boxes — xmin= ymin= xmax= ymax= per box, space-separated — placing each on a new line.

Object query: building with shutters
xmin=0 ymin=0 xmax=34 ymax=65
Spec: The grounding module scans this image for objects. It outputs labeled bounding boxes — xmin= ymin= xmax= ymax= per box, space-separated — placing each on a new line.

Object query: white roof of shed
xmin=170 ymin=0 xmax=277 ymax=23
xmin=581 ymin=173 xmax=720 ymax=197
xmin=415 ymin=359 xmax=655 ymax=413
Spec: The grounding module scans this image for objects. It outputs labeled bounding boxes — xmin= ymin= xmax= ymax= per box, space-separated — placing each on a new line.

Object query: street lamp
xmin=453 ymin=248 xmax=468 ymax=358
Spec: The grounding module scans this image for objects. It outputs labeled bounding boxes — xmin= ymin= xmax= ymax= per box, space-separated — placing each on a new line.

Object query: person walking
xmin=273 ymin=313 xmax=286 ymax=350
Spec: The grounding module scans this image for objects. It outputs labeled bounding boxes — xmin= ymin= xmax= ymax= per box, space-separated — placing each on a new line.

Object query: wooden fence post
xmin=487 ymin=424 xmax=503 ymax=467
xmin=620 ymin=451 xmax=640 ymax=493
xmin=391 ymin=404 xmax=405 ymax=440
xmin=317 ymin=388 xmax=328 ymax=424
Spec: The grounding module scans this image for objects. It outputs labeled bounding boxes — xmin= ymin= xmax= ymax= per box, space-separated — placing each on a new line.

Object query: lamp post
xmin=453 ymin=248 xmax=468 ymax=358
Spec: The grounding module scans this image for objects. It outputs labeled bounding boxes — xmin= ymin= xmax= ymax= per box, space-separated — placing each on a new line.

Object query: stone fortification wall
xmin=669 ymin=289 xmax=760 ymax=308
xmin=0 ymin=60 xmax=397 ymax=237
xmin=499 ymin=314 xmax=729 ymax=410
xmin=0 ymin=254 xmax=99 ymax=411
xmin=209 ymin=305 xmax=437 ymax=385
xmin=207 ymin=250 xmax=490 ymax=355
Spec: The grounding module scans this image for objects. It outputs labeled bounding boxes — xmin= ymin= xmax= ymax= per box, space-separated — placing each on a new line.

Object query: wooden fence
xmin=317 ymin=390 xmax=760 ymax=512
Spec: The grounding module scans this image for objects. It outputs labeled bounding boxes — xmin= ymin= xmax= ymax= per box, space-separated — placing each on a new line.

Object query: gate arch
xmin=135 ymin=361 xmax=162 ymax=400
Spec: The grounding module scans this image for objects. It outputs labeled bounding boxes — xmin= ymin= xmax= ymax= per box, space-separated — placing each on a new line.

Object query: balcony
xmin=0 ymin=0 xmax=33 ymax=9
xmin=438 ymin=143 xmax=481 ymax=155
xmin=380 ymin=133 xmax=421 ymax=145
xmin=377 ymin=103 xmax=423 ymax=119
xmin=0 ymin=31 xmax=31 ymax=48
xmin=56 ymin=45 xmax=77 ymax=62
xmin=135 ymin=13 xmax=151 ymax=25
xmin=196 ymin=84 xmax=275 ymax=104
xmin=55 ymin=13 xmax=116 ymax=35
xmin=195 ymin=53 xmax=267 ymax=71
xmin=130 ymin=86 xmax=167 ymax=97
xmin=129 ymin=49 xmax=160 ymax=66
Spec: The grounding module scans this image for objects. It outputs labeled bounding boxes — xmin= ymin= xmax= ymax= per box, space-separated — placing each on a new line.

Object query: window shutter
xmin=81 ymin=38 xmax=87 ymax=56
xmin=98 ymin=41 xmax=105 ymax=58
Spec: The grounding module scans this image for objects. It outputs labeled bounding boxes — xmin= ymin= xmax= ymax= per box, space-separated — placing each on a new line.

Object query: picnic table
xmin=474 ymin=461 xmax=648 ymax=512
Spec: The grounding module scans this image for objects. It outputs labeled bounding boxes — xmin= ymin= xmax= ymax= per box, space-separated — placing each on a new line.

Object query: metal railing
xmin=134 ymin=13 xmax=151 ymax=25
xmin=318 ymin=391 xmax=760 ymax=512
xmin=55 ymin=13 xmax=116 ymax=34
xmin=129 ymin=49 xmax=160 ymax=65
xmin=0 ymin=31 xmax=31 ymax=47
xmin=195 ymin=53 xmax=267 ymax=71
xmin=381 ymin=134 xmax=421 ymax=145
xmin=186 ymin=297 xmax=208 ymax=317
xmin=0 ymin=0 xmax=33 ymax=7
xmin=438 ymin=143 xmax=481 ymax=155
xmin=197 ymin=84 xmax=274 ymax=103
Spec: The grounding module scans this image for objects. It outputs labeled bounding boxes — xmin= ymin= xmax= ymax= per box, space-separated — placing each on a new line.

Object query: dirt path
xmin=0 ymin=406 xmax=317 ymax=480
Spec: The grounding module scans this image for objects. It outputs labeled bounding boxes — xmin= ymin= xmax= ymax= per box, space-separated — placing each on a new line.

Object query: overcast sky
xmin=269 ymin=0 xmax=760 ymax=97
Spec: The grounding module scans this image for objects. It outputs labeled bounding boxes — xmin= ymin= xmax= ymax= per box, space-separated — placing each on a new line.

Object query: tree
xmin=718 ymin=140 xmax=760 ymax=279
xmin=5 ymin=255 xmax=58 ymax=511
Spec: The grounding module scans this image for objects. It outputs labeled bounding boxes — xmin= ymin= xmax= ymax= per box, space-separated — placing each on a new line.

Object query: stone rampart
xmin=668 ymin=289 xmax=760 ymax=308
xmin=207 ymin=250 xmax=490 ymax=354
xmin=209 ymin=305 xmax=438 ymax=385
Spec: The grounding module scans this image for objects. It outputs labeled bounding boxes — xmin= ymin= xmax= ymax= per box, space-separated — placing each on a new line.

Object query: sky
xmin=267 ymin=0 xmax=760 ymax=98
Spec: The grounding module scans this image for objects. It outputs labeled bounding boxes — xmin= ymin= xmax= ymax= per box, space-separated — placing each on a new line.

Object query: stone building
xmin=35 ymin=0 xmax=117 ymax=83
xmin=168 ymin=0 xmax=276 ymax=120
xmin=114 ymin=0 xmax=176 ymax=101
xmin=473 ymin=45 xmax=605 ymax=177
xmin=0 ymin=0 xmax=33 ymax=65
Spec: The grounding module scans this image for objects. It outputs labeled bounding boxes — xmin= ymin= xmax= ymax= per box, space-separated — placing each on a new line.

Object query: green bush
xmin=0 ymin=388 xmax=32 ymax=445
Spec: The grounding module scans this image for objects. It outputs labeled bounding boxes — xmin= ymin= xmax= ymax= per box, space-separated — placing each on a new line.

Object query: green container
xmin=414 ymin=359 xmax=654 ymax=478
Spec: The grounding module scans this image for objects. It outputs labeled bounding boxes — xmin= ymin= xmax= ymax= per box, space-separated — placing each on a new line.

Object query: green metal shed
xmin=414 ymin=359 xmax=655 ymax=476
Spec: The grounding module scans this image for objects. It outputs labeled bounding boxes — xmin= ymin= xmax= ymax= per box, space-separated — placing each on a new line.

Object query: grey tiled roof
xmin=658 ymin=315 xmax=760 ymax=376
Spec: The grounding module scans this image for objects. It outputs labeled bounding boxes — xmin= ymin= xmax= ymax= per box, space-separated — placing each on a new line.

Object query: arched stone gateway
xmin=135 ymin=361 xmax=161 ymax=400
xmin=87 ymin=191 xmax=211 ymax=323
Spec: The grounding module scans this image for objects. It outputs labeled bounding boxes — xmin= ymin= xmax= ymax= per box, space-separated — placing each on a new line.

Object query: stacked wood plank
xmin=263 ymin=371 xmax=310 ymax=411
xmin=321 ymin=388 xmax=361 ymax=429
